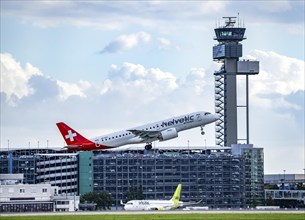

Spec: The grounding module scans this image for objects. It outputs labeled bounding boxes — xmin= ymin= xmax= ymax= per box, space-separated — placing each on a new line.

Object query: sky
xmin=0 ymin=1 xmax=304 ymax=174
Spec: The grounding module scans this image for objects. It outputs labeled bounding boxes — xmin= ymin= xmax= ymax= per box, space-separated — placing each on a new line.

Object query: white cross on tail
xmin=65 ymin=130 xmax=77 ymax=142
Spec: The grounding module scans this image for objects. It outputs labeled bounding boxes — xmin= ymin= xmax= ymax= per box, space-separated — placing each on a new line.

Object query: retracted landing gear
xmin=201 ymin=126 xmax=205 ymax=135
xmin=145 ymin=143 xmax=152 ymax=150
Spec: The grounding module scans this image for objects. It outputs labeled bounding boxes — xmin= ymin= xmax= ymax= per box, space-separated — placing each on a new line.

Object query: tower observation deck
xmin=213 ymin=17 xmax=259 ymax=147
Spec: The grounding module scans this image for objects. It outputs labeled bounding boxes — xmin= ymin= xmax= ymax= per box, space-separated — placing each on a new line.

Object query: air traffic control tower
xmin=213 ymin=17 xmax=259 ymax=147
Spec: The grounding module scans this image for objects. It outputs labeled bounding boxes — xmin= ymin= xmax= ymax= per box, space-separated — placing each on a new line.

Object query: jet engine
xmin=159 ymin=128 xmax=178 ymax=141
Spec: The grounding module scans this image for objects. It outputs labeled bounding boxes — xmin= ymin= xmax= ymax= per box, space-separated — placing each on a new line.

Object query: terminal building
xmin=0 ymin=144 xmax=264 ymax=210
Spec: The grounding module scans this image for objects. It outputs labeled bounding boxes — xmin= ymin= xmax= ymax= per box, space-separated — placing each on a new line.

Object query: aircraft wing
xmin=181 ymin=200 xmax=203 ymax=207
xmin=127 ymin=129 xmax=160 ymax=140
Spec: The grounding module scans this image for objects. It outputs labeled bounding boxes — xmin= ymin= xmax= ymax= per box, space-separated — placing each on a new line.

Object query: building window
xmin=57 ymin=201 xmax=69 ymax=205
xmin=20 ymin=188 xmax=25 ymax=193
xmin=42 ymin=188 xmax=48 ymax=193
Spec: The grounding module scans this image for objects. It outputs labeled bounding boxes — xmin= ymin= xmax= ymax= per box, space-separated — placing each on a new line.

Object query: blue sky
xmin=1 ymin=1 xmax=304 ymax=174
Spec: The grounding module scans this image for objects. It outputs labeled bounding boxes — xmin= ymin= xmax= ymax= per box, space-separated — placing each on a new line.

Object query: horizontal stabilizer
xmin=63 ymin=145 xmax=81 ymax=149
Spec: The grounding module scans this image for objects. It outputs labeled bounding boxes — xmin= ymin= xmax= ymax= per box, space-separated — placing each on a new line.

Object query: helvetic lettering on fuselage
xmin=160 ymin=115 xmax=194 ymax=127
xmin=56 ymin=111 xmax=218 ymax=151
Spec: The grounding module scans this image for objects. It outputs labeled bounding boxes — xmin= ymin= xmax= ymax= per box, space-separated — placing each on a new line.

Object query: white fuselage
xmin=124 ymin=200 xmax=183 ymax=211
xmin=91 ymin=111 xmax=217 ymax=148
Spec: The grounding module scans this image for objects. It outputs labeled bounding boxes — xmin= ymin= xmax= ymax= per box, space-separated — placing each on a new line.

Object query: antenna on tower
xmin=223 ymin=16 xmax=237 ymax=28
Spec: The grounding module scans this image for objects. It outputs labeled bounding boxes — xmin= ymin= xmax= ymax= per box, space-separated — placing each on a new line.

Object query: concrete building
xmin=0 ymin=149 xmax=78 ymax=196
xmin=264 ymin=173 xmax=305 ymax=207
xmin=265 ymin=174 xmax=305 ymax=185
xmin=35 ymin=152 xmax=78 ymax=195
xmin=0 ymin=174 xmax=79 ymax=212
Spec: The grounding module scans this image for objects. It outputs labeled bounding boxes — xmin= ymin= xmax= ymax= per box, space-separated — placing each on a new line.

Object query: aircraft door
xmin=196 ymin=113 xmax=202 ymax=121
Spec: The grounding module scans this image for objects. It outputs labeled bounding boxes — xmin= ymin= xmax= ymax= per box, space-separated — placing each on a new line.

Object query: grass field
xmin=1 ymin=213 xmax=304 ymax=220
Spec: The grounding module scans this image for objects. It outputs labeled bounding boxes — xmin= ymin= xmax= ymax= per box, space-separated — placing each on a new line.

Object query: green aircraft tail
xmin=171 ymin=184 xmax=182 ymax=207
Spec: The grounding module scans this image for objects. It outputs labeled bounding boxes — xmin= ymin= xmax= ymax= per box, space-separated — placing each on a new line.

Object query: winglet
xmin=196 ymin=199 xmax=203 ymax=204
xmin=171 ymin=184 xmax=182 ymax=207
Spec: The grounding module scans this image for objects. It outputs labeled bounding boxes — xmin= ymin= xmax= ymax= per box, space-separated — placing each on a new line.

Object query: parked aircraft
xmin=123 ymin=184 xmax=182 ymax=211
xmin=123 ymin=184 xmax=201 ymax=211
xmin=56 ymin=111 xmax=217 ymax=151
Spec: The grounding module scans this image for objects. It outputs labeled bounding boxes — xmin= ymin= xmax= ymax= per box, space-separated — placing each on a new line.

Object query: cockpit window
xmin=204 ymin=112 xmax=211 ymax=115
xmin=126 ymin=202 xmax=133 ymax=205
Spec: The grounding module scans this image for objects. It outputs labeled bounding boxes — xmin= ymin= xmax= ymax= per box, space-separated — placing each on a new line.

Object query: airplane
xmin=123 ymin=184 xmax=182 ymax=211
xmin=56 ymin=111 xmax=218 ymax=152
xmin=122 ymin=184 xmax=201 ymax=211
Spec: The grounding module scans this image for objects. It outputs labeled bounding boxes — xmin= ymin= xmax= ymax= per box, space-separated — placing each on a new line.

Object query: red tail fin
xmin=56 ymin=122 xmax=94 ymax=146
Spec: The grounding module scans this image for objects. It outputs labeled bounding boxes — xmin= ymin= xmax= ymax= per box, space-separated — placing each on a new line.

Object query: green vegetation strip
xmin=1 ymin=214 xmax=305 ymax=220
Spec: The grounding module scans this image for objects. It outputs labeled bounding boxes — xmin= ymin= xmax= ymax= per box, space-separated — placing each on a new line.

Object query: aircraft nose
xmin=212 ymin=114 xmax=219 ymax=121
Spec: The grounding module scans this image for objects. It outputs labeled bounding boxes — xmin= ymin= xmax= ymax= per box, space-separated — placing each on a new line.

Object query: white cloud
xmin=0 ymin=53 xmax=42 ymax=106
xmin=56 ymin=80 xmax=91 ymax=101
xmin=0 ymin=53 xmax=93 ymax=104
xmin=251 ymin=95 xmax=302 ymax=111
xmin=234 ymin=50 xmax=304 ymax=123
xmin=185 ymin=68 xmax=208 ymax=93
xmin=246 ymin=50 xmax=304 ymax=96
xmin=100 ymin=62 xmax=178 ymax=103
xmin=157 ymin=37 xmax=181 ymax=51
xmin=157 ymin=37 xmax=171 ymax=50
xmin=101 ymin=32 xmax=151 ymax=53
xmin=99 ymin=63 xmax=217 ymax=113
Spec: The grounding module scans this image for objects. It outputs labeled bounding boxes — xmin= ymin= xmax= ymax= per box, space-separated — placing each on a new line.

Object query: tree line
xmin=80 ymin=185 xmax=144 ymax=210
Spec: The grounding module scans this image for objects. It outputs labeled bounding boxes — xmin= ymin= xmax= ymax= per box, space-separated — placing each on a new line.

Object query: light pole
xmin=283 ymin=169 xmax=286 ymax=182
